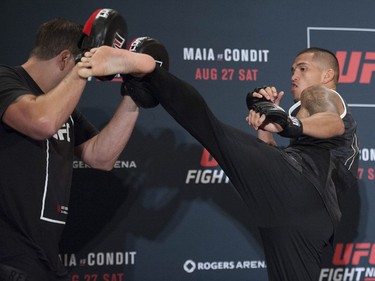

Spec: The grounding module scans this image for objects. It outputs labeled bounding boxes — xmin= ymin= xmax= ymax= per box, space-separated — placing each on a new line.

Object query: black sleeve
xmin=72 ymin=109 xmax=99 ymax=146
xmin=0 ymin=66 xmax=33 ymax=118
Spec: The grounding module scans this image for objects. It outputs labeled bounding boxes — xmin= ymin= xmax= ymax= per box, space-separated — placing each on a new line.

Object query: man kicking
xmin=77 ymin=45 xmax=359 ymax=281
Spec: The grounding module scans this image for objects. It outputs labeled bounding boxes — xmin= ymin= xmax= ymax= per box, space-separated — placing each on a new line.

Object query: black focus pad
xmin=77 ymin=8 xmax=128 ymax=80
xmin=128 ymin=37 xmax=169 ymax=71
xmin=246 ymin=91 xmax=288 ymax=128
xmin=80 ymin=8 xmax=127 ymax=50
xmin=121 ymin=37 xmax=170 ymax=108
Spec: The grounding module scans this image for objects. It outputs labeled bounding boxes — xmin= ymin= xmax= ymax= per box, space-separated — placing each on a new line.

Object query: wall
xmin=1 ymin=1 xmax=375 ymax=280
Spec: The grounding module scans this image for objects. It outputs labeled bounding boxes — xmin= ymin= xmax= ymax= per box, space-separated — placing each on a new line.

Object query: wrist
xmin=278 ymin=116 xmax=303 ymax=138
xmin=122 ymin=95 xmax=140 ymax=111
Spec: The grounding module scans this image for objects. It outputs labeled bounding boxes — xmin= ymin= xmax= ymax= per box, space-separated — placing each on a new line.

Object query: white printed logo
xmin=183 ymin=260 xmax=196 ymax=273
xmin=53 ymin=123 xmax=71 ymax=142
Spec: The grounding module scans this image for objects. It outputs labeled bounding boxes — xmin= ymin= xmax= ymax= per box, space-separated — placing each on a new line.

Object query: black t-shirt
xmin=288 ymin=95 xmax=359 ymax=178
xmin=0 ymin=65 xmax=98 ymax=276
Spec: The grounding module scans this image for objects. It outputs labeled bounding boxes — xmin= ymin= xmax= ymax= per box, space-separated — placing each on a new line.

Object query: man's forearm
xmin=77 ymin=96 xmax=139 ymax=170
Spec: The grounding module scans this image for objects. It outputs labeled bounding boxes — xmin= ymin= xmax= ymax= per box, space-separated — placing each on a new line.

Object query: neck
xmin=22 ymin=57 xmax=60 ymax=93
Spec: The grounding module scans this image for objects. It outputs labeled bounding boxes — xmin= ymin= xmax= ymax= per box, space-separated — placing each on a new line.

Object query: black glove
xmin=246 ymin=87 xmax=288 ymax=128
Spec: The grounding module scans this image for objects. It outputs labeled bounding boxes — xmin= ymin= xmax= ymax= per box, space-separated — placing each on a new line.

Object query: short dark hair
xmin=30 ymin=18 xmax=83 ymax=60
xmin=297 ymin=47 xmax=340 ymax=83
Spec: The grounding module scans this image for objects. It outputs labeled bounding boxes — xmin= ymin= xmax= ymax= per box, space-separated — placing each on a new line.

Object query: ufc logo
xmin=53 ymin=123 xmax=71 ymax=142
xmin=200 ymin=148 xmax=218 ymax=167
xmin=333 ymin=243 xmax=375 ymax=265
xmin=336 ymin=51 xmax=375 ymax=84
xmin=98 ymin=9 xmax=111 ymax=19
xmin=113 ymin=32 xmax=126 ymax=49
xmin=129 ymin=37 xmax=147 ymax=52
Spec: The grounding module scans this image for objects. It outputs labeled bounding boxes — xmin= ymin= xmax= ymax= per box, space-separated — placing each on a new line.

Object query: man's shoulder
xmin=0 ymin=65 xmax=24 ymax=80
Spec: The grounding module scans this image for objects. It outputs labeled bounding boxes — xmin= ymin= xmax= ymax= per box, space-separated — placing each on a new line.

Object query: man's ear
xmin=323 ymin=68 xmax=335 ymax=84
xmin=57 ymin=50 xmax=72 ymax=71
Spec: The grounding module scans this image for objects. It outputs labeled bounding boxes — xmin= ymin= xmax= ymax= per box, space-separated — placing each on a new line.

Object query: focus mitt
xmin=121 ymin=37 xmax=169 ymax=108
xmin=77 ymin=8 xmax=128 ymax=80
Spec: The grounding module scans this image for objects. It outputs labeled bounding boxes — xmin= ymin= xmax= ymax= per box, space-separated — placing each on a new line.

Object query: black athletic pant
xmin=134 ymin=68 xmax=335 ymax=281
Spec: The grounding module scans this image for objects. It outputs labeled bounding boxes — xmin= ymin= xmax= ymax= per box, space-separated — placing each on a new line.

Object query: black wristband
xmin=278 ymin=116 xmax=303 ymax=138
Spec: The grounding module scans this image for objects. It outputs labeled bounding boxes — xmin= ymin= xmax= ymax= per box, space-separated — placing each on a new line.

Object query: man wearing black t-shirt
xmin=0 ymin=19 xmax=150 ymax=281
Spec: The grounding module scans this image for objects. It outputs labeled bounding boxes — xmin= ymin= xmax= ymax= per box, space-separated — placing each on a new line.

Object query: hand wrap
xmin=277 ymin=116 xmax=303 ymax=138
xmin=246 ymin=87 xmax=288 ymax=128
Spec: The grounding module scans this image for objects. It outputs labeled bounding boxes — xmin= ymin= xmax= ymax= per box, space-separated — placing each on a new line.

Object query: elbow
xmin=88 ymin=159 xmax=116 ymax=171
xmin=334 ymin=118 xmax=345 ymax=136
xmin=91 ymin=163 xmax=115 ymax=172
xmin=28 ymin=117 xmax=60 ymax=140
xmin=337 ymin=122 xmax=345 ymax=136
xmin=97 ymin=161 xmax=115 ymax=171
xmin=324 ymin=121 xmax=345 ymax=138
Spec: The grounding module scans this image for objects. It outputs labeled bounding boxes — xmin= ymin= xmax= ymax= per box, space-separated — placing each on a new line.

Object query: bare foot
xmin=77 ymin=46 xmax=156 ymax=78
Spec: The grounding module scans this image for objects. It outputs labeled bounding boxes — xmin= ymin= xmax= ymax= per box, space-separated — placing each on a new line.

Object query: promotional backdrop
xmin=1 ymin=1 xmax=375 ymax=280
